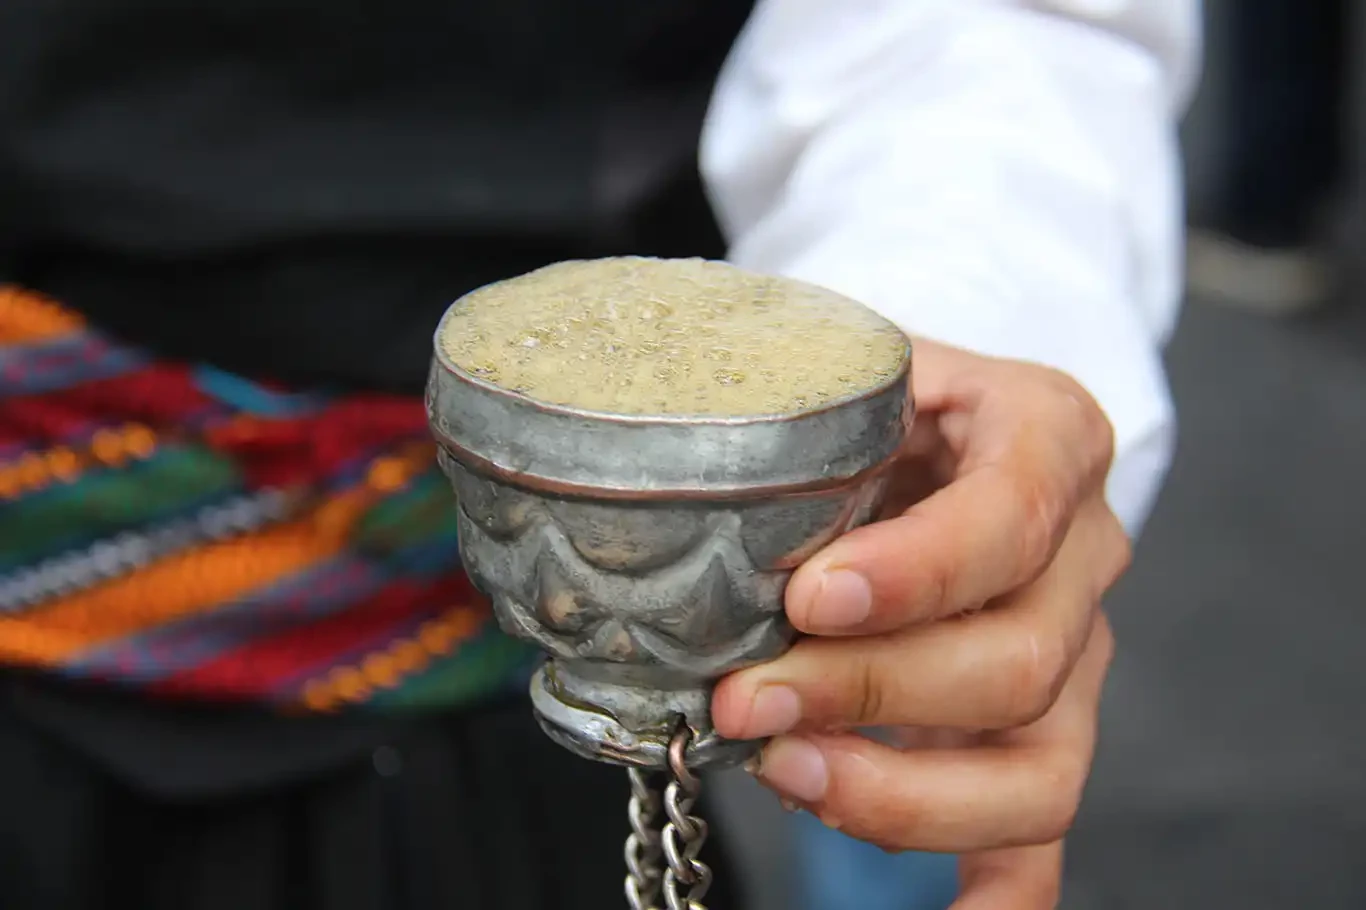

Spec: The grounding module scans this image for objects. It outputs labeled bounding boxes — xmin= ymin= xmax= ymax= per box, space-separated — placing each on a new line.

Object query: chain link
xmin=625 ymin=768 xmax=664 ymax=910
xmin=623 ymin=718 xmax=713 ymax=910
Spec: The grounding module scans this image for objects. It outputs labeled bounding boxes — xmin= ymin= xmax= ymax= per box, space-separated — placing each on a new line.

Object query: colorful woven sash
xmin=0 ymin=287 xmax=535 ymax=712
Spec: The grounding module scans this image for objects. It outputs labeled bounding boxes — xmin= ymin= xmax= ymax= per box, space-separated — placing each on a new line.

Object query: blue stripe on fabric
xmin=192 ymin=365 xmax=330 ymax=417
xmin=0 ymin=332 xmax=146 ymax=398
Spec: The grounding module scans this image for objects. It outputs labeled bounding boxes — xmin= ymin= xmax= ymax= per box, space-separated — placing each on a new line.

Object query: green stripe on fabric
xmin=373 ymin=630 xmax=536 ymax=711
xmin=0 ymin=446 xmax=241 ymax=565
xmin=355 ymin=471 xmax=461 ymax=555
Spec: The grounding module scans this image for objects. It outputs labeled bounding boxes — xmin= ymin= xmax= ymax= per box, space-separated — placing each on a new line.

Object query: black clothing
xmin=0 ymin=675 xmax=743 ymax=910
xmin=0 ymin=0 xmax=753 ymax=390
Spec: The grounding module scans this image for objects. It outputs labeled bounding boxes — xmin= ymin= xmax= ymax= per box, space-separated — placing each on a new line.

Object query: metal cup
xmin=427 ymin=286 xmax=912 ymax=771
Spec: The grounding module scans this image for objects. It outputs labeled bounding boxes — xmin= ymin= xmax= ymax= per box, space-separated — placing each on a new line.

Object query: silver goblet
xmin=426 ymin=299 xmax=913 ymax=774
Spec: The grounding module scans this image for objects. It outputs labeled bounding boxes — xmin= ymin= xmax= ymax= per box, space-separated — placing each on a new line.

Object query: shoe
xmin=1185 ymin=226 xmax=1334 ymax=317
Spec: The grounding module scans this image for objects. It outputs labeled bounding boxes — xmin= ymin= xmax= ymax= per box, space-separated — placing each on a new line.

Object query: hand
xmin=711 ymin=339 xmax=1130 ymax=909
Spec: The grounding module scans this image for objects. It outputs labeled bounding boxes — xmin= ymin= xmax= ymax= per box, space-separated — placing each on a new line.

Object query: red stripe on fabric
xmin=0 ymin=395 xmax=92 ymax=443
xmin=204 ymin=395 xmax=429 ymax=487
xmin=57 ymin=363 xmax=216 ymax=424
xmin=0 ymin=363 xmax=217 ymax=445
xmin=147 ymin=571 xmax=475 ymax=700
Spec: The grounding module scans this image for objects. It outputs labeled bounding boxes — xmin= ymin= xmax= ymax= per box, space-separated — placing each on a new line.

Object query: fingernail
xmin=744 ymin=685 xmax=802 ymax=738
xmin=806 ymin=570 xmax=872 ymax=630
xmin=758 ymin=737 xmax=828 ymax=803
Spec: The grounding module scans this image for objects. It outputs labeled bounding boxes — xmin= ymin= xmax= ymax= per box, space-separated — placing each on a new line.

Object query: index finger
xmin=786 ymin=390 xmax=1105 ymax=635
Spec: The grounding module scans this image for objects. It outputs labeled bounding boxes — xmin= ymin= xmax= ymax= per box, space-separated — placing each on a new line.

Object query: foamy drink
xmin=439 ymin=257 xmax=907 ymax=417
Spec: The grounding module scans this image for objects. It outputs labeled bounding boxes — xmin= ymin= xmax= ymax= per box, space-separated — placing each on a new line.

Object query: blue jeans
xmin=793 ymin=811 xmax=959 ymax=910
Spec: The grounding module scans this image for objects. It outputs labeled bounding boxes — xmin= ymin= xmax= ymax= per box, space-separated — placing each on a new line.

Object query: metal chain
xmin=624 ymin=718 xmax=713 ymax=910
xmin=625 ymin=768 xmax=664 ymax=910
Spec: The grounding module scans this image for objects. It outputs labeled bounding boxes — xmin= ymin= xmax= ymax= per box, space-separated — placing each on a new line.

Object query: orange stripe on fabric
xmin=299 ymin=603 xmax=487 ymax=711
xmin=0 ymin=423 xmax=158 ymax=500
xmin=0 ymin=489 xmax=375 ymax=666
xmin=0 ymin=287 xmax=85 ymax=344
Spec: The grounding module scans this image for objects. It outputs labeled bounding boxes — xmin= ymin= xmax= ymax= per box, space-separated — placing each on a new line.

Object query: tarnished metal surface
xmin=427 ymin=297 xmax=912 ymax=771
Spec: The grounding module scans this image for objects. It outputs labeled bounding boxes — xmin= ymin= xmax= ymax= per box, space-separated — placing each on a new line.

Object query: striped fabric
xmin=0 ymin=286 xmax=536 ymax=712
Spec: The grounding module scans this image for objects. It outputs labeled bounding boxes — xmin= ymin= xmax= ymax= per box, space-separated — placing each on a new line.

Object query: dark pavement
xmin=1062 ymin=296 xmax=1366 ymax=909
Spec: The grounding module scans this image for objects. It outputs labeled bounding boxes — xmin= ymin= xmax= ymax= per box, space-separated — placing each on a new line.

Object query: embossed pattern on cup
xmin=427 ymin=301 xmax=912 ymax=771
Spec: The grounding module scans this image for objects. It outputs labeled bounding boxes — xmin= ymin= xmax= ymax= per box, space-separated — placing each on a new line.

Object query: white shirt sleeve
xmin=700 ymin=0 xmax=1200 ymax=536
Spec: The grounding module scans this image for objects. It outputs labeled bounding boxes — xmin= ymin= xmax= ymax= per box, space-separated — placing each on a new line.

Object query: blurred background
xmin=715 ymin=1 xmax=1366 ymax=907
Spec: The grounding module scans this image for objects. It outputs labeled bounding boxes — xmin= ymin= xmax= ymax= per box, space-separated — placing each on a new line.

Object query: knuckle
xmin=1038 ymin=366 xmax=1115 ymax=476
xmin=1037 ymin=798 xmax=1081 ymax=845
xmin=1028 ymin=876 xmax=1063 ymax=910
xmin=1098 ymin=514 xmax=1133 ymax=592
xmin=1092 ymin=610 xmax=1116 ymax=666
xmin=853 ymin=658 xmax=887 ymax=725
xmin=1091 ymin=409 xmax=1117 ymax=473
xmin=916 ymin=547 xmax=956 ymax=618
xmin=996 ymin=625 xmax=1068 ymax=728
xmin=1035 ymin=753 xmax=1089 ymax=843
xmin=1008 ymin=467 xmax=1066 ymax=577
xmin=1076 ymin=399 xmax=1116 ymax=473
